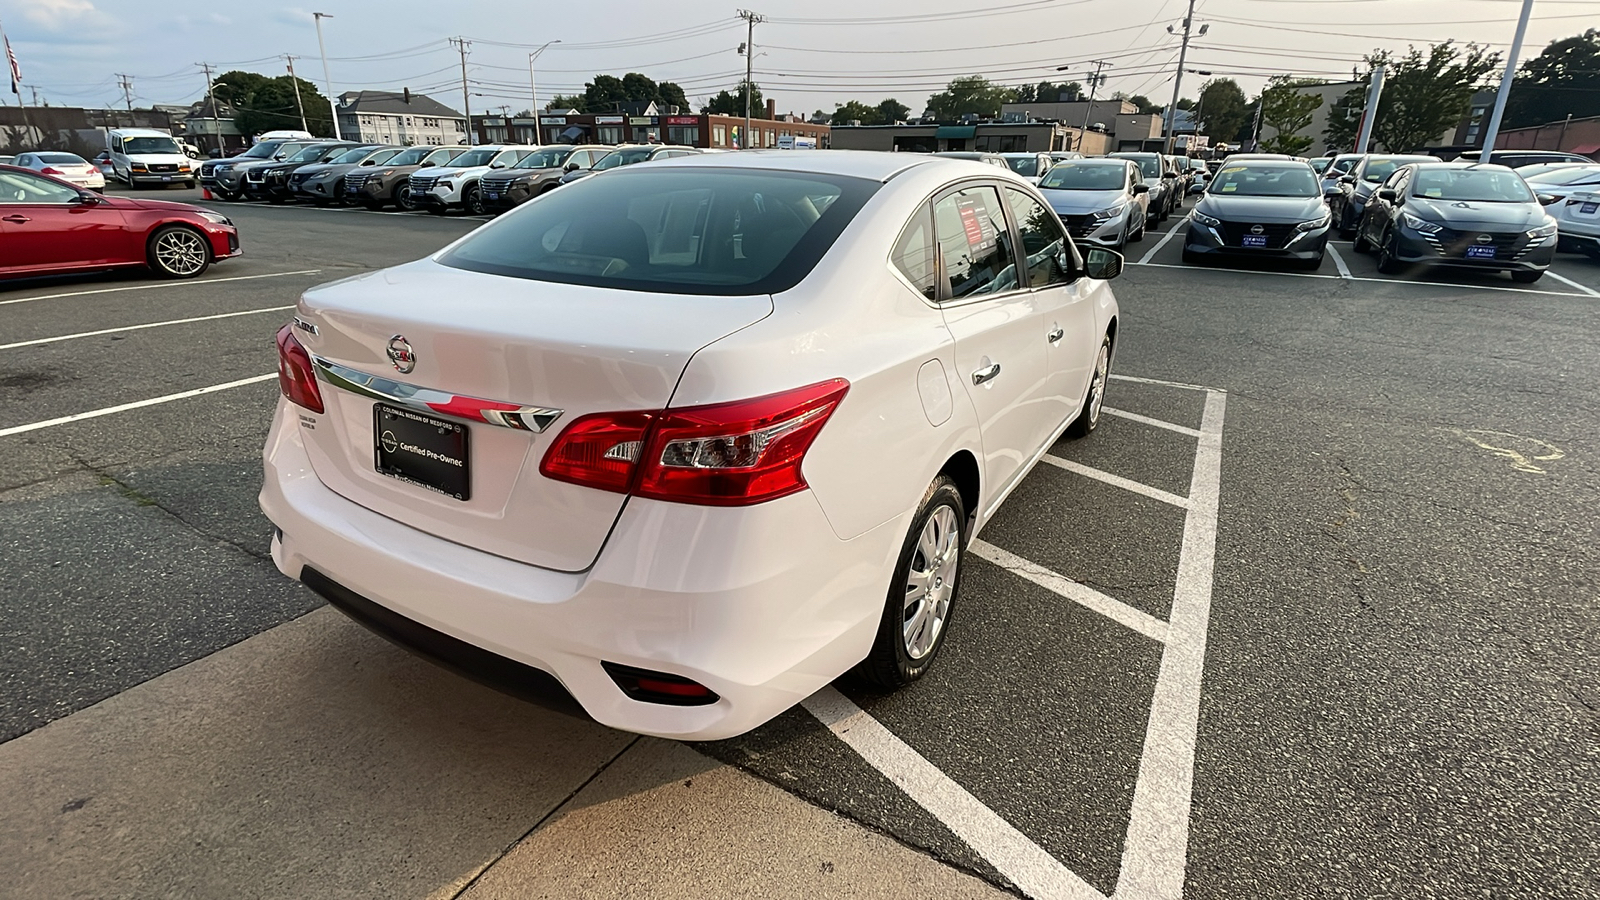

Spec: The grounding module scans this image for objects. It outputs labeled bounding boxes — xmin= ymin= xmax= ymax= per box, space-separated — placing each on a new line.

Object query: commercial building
xmin=518 ymin=100 xmax=830 ymax=149
xmin=828 ymin=121 xmax=1098 ymax=155
xmin=335 ymin=91 xmax=466 ymax=146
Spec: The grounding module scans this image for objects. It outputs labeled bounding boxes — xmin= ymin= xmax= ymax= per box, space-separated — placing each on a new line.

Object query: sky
xmin=4 ymin=0 xmax=1598 ymax=118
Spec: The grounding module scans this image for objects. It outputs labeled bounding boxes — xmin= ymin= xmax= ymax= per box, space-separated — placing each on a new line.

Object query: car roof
xmin=998 ymin=151 xmax=1044 ymax=157
xmin=109 ymin=128 xmax=173 ymax=137
xmin=1058 ymin=157 xmax=1128 ymax=165
xmin=1408 ymin=161 xmax=1516 ymax=172
xmin=649 ymin=149 xmax=1004 ymax=182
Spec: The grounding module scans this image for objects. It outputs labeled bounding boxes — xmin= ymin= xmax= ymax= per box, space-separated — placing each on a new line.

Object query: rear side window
xmin=891 ymin=205 xmax=937 ymax=300
xmin=439 ymin=167 xmax=878 ymax=296
xmin=932 ymin=186 xmax=1018 ymax=300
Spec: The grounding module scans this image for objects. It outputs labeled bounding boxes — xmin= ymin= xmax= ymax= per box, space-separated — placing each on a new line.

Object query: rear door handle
xmin=2 ymin=215 xmax=29 ymax=224
xmin=1047 ymin=327 xmax=1065 ymax=344
xmin=972 ymin=363 xmax=1001 ymax=385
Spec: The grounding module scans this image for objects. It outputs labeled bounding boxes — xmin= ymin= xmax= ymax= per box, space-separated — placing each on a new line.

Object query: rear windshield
xmin=1004 ymin=156 xmax=1042 ymax=177
xmin=37 ymin=153 xmax=87 ymax=164
xmin=1039 ymin=163 xmax=1126 ymax=191
xmin=388 ymin=147 xmax=433 ymax=166
xmin=289 ymin=145 xmax=333 ymax=163
xmin=1362 ymin=157 xmax=1434 ymax=182
xmin=439 ymin=167 xmax=878 ymax=296
xmin=332 ymin=147 xmax=380 ymax=164
xmin=1411 ymin=168 xmax=1535 ymax=202
xmin=1210 ymin=164 xmax=1319 ymax=197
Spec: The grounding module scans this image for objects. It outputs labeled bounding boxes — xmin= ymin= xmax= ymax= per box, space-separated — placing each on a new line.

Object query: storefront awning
xmin=558 ymin=125 xmax=590 ymax=142
xmin=934 ymin=125 xmax=977 ymax=139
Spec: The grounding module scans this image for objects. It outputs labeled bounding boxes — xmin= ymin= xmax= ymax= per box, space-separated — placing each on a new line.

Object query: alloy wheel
xmin=154 ymin=229 xmax=207 ymax=276
xmin=1087 ymin=341 xmax=1109 ymax=426
xmin=903 ymin=505 xmax=960 ymax=660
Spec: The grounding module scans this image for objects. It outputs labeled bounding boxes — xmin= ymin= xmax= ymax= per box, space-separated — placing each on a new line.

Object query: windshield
xmin=240 ymin=141 xmax=284 ymax=159
xmin=388 ymin=147 xmax=432 ymax=166
xmin=123 ymin=137 xmax=181 ymax=155
xmin=1039 ymin=163 xmax=1127 ymax=191
xmin=446 ymin=148 xmax=497 ymax=167
xmin=289 ymin=145 xmax=332 ymax=163
xmin=1411 ymin=168 xmax=1535 ymax=203
xmin=332 ymin=147 xmax=379 ymax=164
xmin=1330 ymin=157 xmax=1359 ymax=175
xmin=1209 ymin=164 xmax=1319 ymax=197
xmin=1004 ymin=157 xmax=1041 ymax=177
xmin=1309 ymin=158 xmax=1332 ymax=174
xmin=1363 ymin=157 xmax=1433 ymax=183
xmin=593 ymin=148 xmax=656 ymax=170
xmin=1525 ymin=165 xmax=1600 ymax=187
xmin=1114 ymin=155 xmax=1161 ymax=179
xmin=440 ymin=168 xmax=877 ymax=296
xmin=512 ymin=147 xmax=574 ymax=169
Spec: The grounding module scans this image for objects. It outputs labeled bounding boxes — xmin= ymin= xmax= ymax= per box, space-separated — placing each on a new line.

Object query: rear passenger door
xmin=933 ymin=183 xmax=1049 ymax=507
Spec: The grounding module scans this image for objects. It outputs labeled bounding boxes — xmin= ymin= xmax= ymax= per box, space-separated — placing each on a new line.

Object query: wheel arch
xmin=937 ymin=449 xmax=981 ymax=537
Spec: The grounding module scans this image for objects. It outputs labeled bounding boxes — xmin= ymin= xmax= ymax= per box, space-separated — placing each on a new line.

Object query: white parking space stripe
xmin=0 ymin=269 xmax=321 ymax=307
xmin=0 ymin=374 xmax=275 ymax=438
xmin=1102 ymin=407 xmax=1202 ymax=438
xmin=1041 ymin=454 xmax=1191 ymax=510
xmin=1113 ymin=390 xmax=1226 ymax=900
xmin=1110 ymin=373 xmax=1221 ymax=393
xmin=0 ymin=306 xmax=293 ymax=351
xmin=803 ymin=686 xmax=1108 ymax=900
xmin=1544 ymin=269 xmax=1600 ymax=297
xmin=1326 ymin=243 xmax=1353 ymax=280
xmin=971 ymin=541 xmax=1170 ymax=643
xmin=1137 ymin=220 xmax=1185 ymax=265
xmin=1130 ymin=260 xmax=1590 ymax=298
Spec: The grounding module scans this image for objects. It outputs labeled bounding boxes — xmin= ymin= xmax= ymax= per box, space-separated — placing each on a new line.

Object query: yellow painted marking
xmin=1450 ymin=429 xmax=1566 ymax=474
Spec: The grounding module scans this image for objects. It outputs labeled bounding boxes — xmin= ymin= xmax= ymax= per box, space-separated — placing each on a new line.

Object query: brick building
xmin=515 ymin=99 xmax=829 ymax=149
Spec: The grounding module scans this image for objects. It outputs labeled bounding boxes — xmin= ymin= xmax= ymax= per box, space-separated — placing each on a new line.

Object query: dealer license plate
xmin=1465 ymin=245 xmax=1497 ymax=259
xmin=374 ymin=404 xmax=470 ymax=501
xmin=161 ymin=175 xmax=172 ymax=182
xmin=484 ymin=190 xmax=499 ymax=200
xmin=1241 ymin=234 xmax=1268 ymax=248
xmin=1581 ymin=202 xmax=1598 ymax=214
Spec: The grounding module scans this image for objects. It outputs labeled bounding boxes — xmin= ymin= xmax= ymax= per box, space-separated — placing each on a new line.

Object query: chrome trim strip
xmin=311 ymin=356 xmax=564 ymax=433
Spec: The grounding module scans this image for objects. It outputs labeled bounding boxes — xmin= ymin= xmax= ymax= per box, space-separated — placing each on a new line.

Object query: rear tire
xmin=147 ymin=225 xmax=211 ymax=279
xmin=853 ymin=476 xmax=966 ymax=691
xmin=1065 ymin=334 xmax=1111 ymax=439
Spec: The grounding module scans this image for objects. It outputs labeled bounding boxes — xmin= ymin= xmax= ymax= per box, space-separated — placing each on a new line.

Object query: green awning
xmin=934 ymin=125 xmax=977 ymax=139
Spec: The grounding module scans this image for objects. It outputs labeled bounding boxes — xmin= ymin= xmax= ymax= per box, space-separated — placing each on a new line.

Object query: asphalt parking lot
xmin=2 ymin=183 xmax=1597 ymax=899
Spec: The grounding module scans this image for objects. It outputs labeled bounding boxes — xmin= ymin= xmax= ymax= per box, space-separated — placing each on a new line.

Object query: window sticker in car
xmin=956 ymin=194 xmax=998 ymax=250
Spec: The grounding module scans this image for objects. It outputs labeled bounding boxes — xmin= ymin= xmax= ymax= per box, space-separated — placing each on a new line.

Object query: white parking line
xmin=971 ymin=540 xmax=1170 ymax=643
xmin=1326 ymin=243 xmax=1353 ymax=279
xmin=1110 ymin=373 xmax=1222 ymax=393
xmin=1130 ymin=260 xmax=1591 ymax=297
xmin=1544 ymin=269 xmax=1600 ymax=297
xmin=0 ymin=374 xmax=275 ymax=438
xmin=0 ymin=306 xmax=293 ymax=351
xmin=1041 ymin=454 xmax=1191 ymax=509
xmin=1102 ymin=407 xmax=1202 ymax=438
xmin=1137 ymin=220 xmax=1185 ymax=265
xmin=0 ymin=270 xmax=321 ymax=307
xmin=1113 ymin=389 xmax=1225 ymax=900
xmin=803 ymin=686 xmax=1107 ymax=900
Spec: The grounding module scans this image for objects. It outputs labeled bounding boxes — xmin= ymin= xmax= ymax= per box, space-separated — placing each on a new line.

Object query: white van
xmin=107 ymin=128 xmax=196 ymax=188
xmin=255 ymin=129 xmax=315 ymax=143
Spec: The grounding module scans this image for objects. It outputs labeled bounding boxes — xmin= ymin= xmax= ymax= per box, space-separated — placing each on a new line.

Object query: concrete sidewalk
xmin=0 ymin=607 xmax=1011 ymax=899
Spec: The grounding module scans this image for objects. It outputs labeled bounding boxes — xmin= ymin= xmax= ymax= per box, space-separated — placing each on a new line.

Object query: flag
xmin=3 ymin=29 xmax=19 ymax=96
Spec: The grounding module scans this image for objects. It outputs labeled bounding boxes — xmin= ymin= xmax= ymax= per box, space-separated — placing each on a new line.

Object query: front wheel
xmin=1065 ymin=334 xmax=1111 ymax=439
xmin=148 ymin=225 xmax=211 ymax=279
xmin=854 ymin=476 xmax=966 ymax=690
xmin=395 ymin=181 xmax=417 ymax=211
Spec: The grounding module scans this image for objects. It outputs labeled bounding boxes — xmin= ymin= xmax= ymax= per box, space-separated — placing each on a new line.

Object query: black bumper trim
xmin=299 ymin=566 xmax=591 ymax=720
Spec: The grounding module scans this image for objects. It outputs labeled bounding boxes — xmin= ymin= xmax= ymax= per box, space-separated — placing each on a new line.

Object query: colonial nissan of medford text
xmin=261 ymin=152 xmax=1121 ymax=740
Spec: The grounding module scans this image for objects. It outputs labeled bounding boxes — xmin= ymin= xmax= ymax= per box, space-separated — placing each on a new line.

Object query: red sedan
xmin=0 ymin=164 xmax=239 ymax=280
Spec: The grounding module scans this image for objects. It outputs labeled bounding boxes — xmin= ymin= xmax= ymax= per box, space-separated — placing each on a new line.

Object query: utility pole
xmin=1352 ymin=65 xmax=1385 ymax=153
xmin=450 ymin=36 xmax=473 ymax=146
xmin=197 ymin=62 xmax=219 ymax=155
xmin=1163 ymin=0 xmax=1207 ymax=155
xmin=313 ymin=12 xmax=342 ymax=139
xmin=737 ymin=9 xmax=763 ymax=149
xmin=1062 ymin=60 xmax=1110 ymax=152
xmin=1477 ymin=0 xmax=1534 ymax=162
xmin=284 ymin=55 xmax=308 ymax=132
xmin=527 ymin=40 xmax=560 ymax=146
xmin=115 ymin=73 xmax=134 ymax=110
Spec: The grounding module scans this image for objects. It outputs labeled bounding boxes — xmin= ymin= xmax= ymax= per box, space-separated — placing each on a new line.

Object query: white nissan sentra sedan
xmin=262 ymin=151 xmax=1122 ymax=740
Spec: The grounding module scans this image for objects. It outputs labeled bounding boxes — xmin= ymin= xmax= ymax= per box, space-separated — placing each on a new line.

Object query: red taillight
xmin=538 ymin=379 xmax=849 ymax=506
xmin=275 ymin=324 xmax=324 ymax=414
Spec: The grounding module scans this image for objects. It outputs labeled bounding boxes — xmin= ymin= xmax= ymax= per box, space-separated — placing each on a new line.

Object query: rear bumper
xmin=259 ymin=397 xmax=896 ymax=740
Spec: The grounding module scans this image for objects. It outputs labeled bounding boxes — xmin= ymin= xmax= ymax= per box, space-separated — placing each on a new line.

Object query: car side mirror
xmin=564 ymin=162 xmax=580 ymax=172
xmin=1537 ymin=193 xmax=1560 ymax=206
xmin=75 ymin=190 xmax=102 ymax=205
xmin=1133 ymin=183 xmax=1151 ymax=195
xmin=1323 ymin=185 xmax=1342 ymax=197
xmin=1377 ymin=188 xmax=1398 ymax=202
xmin=1340 ymin=175 xmax=1356 ymax=184
xmin=1084 ymin=247 xmax=1124 ymax=281
xmin=491 ymin=162 xmax=506 ymax=169
xmin=360 ymin=159 xmax=377 ymax=166
xmin=419 ymin=161 xmax=435 ymax=168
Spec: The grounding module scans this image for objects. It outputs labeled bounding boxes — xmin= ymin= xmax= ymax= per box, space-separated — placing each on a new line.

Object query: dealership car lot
xmin=1 ymin=185 xmax=1597 ymax=898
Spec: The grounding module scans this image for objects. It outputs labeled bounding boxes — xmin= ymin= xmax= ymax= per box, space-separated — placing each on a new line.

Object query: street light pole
xmin=1478 ymin=0 xmax=1535 ymax=161
xmin=528 ymin=40 xmax=560 ymax=146
xmin=312 ymin=12 xmax=342 ymax=139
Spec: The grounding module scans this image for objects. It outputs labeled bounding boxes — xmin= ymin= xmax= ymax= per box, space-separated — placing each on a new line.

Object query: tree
xmin=658 ymin=81 xmax=690 ymax=112
xmin=213 ymin=69 xmax=333 ymax=138
xmin=1196 ymin=78 xmax=1249 ymax=144
xmin=582 ymin=74 xmax=628 ymax=112
xmin=924 ymin=75 xmax=1015 ymax=121
xmin=875 ymin=98 xmax=911 ymax=124
xmin=832 ymin=100 xmax=879 ymax=125
xmin=1176 ymin=98 xmax=1194 ymax=111
xmin=1258 ymin=76 xmax=1325 ymax=155
xmin=702 ymin=81 xmax=764 ymax=116
xmin=811 ymin=109 xmax=831 ymax=125
xmin=546 ymin=94 xmax=584 ymax=112
xmin=1505 ymin=29 xmax=1600 ymax=129
xmin=1327 ymin=41 xmax=1500 ymax=152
